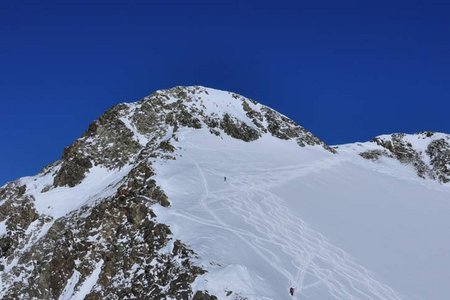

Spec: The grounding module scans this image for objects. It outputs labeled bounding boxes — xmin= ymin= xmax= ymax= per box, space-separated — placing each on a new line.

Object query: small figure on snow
xmin=224 ymin=176 xmax=227 ymax=182
xmin=289 ymin=287 xmax=295 ymax=296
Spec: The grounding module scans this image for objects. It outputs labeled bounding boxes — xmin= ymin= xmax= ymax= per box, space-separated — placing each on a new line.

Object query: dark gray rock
xmin=193 ymin=290 xmax=219 ymax=300
xmin=427 ymin=138 xmax=450 ymax=183
xmin=220 ymin=113 xmax=260 ymax=142
xmin=359 ymin=132 xmax=450 ymax=183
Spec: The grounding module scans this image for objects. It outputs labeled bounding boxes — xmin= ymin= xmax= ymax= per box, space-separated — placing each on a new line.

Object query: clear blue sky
xmin=1 ymin=0 xmax=449 ymax=185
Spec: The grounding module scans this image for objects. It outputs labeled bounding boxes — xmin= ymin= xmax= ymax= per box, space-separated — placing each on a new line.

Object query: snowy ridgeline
xmin=0 ymin=86 xmax=449 ymax=300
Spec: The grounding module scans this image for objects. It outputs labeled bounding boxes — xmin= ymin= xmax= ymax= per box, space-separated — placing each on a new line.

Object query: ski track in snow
xmin=183 ymin=142 xmax=402 ymax=300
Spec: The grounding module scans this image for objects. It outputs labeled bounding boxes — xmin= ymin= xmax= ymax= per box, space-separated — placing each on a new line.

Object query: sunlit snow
xmin=153 ymin=127 xmax=450 ymax=300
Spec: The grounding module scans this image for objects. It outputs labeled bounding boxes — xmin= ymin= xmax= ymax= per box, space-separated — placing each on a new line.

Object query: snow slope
xmin=153 ymin=127 xmax=450 ymax=300
xmin=1 ymin=86 xmax=450 ymax=299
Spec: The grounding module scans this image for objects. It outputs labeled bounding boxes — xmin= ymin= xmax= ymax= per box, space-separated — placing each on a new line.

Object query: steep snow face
xmin=153 ymin=128 xmax=450 ymax=300
xmin=338 ymin=132 xmax=450 ymax=183
xmin=20 ymin=165 xmax=133 ymax=218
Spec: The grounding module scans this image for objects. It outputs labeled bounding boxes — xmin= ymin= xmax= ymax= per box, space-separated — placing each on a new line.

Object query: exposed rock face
xmin=359 ymin=149 xmax=391 ymax=161
xmin=261 ymin=107 xmax=335 ymax=152
xmin=2 ymin=194 xmax=203 ymax=299
xmin=1 ymin=161 xmax=203 ymax=299
xmin=358 ymin=132 xmax=450 ymax=183
xmin=193 ymin=291 xmax=219 ymax=300
xmin=0 ymin=182 xmax=41 ymax=262
xmin=220 ymin=113 xmax=260 ymax=142
xmin=426 ymin=138 xmax=450 ymax=183
xmin=54 ymin=105 xmax=143 ymax=188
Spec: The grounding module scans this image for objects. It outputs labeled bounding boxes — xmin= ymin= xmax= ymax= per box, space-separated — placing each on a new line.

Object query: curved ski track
xmin=181 ymin=144 xmax=402 ymax=300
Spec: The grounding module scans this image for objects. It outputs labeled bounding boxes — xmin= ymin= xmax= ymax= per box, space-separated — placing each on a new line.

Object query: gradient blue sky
xmin=1 ymin=0 xmax=450 ymax=184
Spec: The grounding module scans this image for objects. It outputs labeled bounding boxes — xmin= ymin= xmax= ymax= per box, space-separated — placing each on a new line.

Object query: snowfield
xmin=2 ymin=86 xmax=449 ymax=300
xmin=153 ymin=127 xmax=450 ymax=300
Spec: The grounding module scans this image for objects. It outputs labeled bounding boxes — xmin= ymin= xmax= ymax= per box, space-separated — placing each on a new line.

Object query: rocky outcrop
xmin=426 ymin=137 xmax=450 ymax=183
xmin=359 ymin=149 xmax=392 ymax=161
xmin=0 ymin=182 xmax=40 ymax=262
xmin=2 ymin=196 xmax=203 ymax=299
xmin=372 ymin=133 xmax=433 ymax=179
xmin=54 ymin=104 xmax=142 ymax=187
xmin=359 ymin=132 xmax=450 ymax=183
xmin=261 ymin=107 xmax=336 ymax=152
xmin=220 ymin=113 xmax=260 ymax=142
xmin=193 ymin=290 xmax=219 ymax=300
xmin=117 ymin=162 xmax=170 ymax=207
xmin=1 ymin=161 xmax=202 ymax=299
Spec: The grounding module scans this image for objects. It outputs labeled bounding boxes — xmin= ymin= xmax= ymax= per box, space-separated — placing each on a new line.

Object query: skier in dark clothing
xmin=224 ymin=176 xmax=227 ymax=182
xmin=289 ymin=287 xmax=295 ymax=296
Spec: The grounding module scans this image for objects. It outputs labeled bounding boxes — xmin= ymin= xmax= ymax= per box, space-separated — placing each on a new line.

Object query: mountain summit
xmin=1 ymin=86 xmax=449 ymax=300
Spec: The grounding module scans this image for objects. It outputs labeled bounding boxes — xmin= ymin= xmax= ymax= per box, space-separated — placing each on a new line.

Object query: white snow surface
xmin=70 ymin=260 xmax=104 ymax=300
xmin=59 ymin=270 xmax=81 ymax=300
xmin=153 ymin=127 xmax=450 ymax=300
xmin=20 ymin=165 xmax=132 ymax=218
xmin=0 ymin=219 xmax=7 ymax=237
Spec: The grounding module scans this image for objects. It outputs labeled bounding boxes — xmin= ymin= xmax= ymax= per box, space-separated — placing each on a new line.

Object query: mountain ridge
xmin=1 ymin=86 xmax=449 ymax=299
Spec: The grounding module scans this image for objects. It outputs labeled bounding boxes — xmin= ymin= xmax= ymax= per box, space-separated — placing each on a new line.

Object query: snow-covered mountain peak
xmin=146 ymin=86 xmax=257 ymax=117
xmin=0 ymin=86 xmax=337 ymax=300
xmin=1 ymin=86 xmax=450 ymax=300
xmin=48 ymin=86 xmax=333 ymax=188
xmin=137 ymin=85 xmax=331 ymax=147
